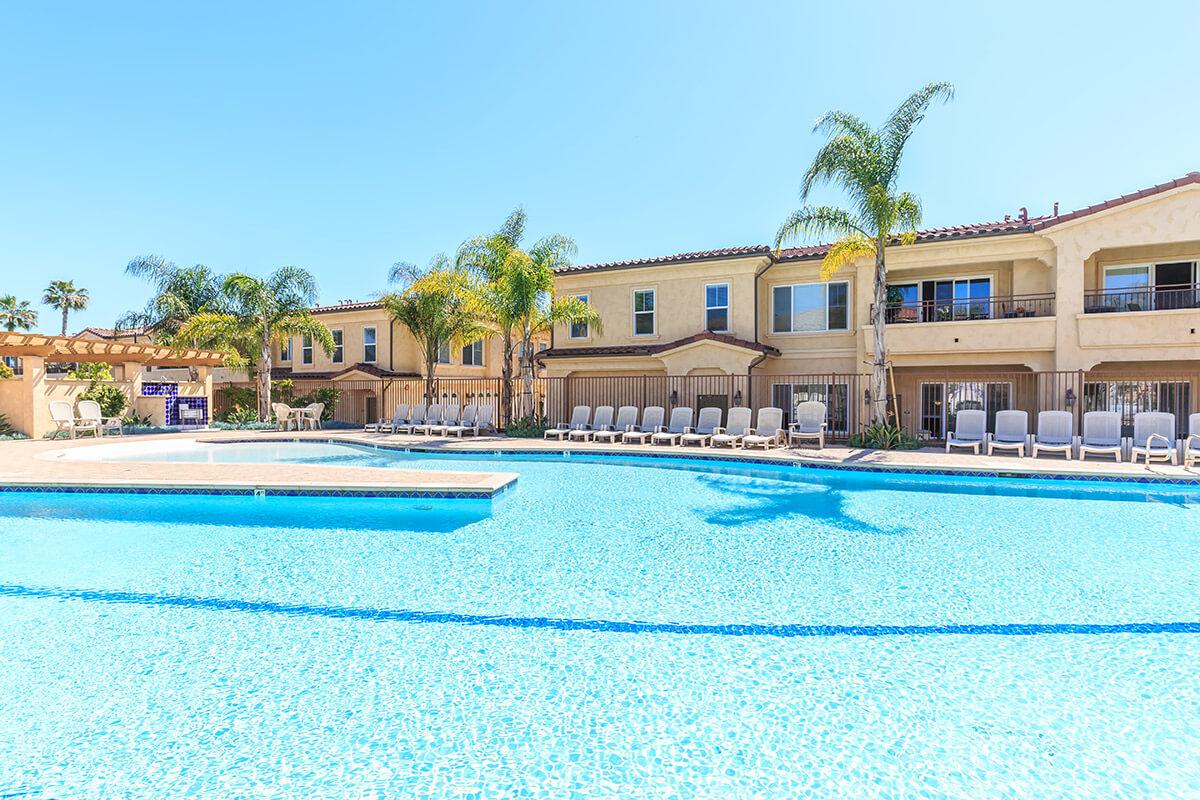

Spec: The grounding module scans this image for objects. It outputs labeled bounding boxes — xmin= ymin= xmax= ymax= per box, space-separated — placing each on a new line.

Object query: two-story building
xmin=541 ymin=172 xmax=1200 ymax=438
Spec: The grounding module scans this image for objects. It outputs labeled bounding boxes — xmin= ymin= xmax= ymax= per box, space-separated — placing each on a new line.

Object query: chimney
xmin=1053 ymin=201 xmax=1059 ymax=216
xmin=1003 ymin=214 xmax=1011 ymax=221
xmin=1019 ymin=207 xmax=1028 ymax=222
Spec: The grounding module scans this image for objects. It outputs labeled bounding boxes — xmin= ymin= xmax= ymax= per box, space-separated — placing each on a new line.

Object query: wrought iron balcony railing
xmin=1083 ymin=283 xmax=1200 ymax=314
xmin=873 ymin=293 xmax=1055 ymax=324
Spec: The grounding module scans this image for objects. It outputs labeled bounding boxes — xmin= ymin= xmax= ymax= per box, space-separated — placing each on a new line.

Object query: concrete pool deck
xmin=0 ymin=428 xmax=1197 ymax=493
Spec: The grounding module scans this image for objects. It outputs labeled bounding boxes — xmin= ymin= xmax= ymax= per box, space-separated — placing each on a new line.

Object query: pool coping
xmin=205 ymin=434 xmax=1200 ymax=487
xmin=0 ymin=476 xmax=516 ymax=500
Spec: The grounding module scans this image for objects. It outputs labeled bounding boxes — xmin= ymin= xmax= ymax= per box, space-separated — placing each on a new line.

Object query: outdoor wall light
xmin=1065 ymin=388 xmax=1076 ymax=408
xmin=733 ymin=389 xmax=743 ymax=406
xmin=669 ymin=389 xmax=679 ymax=405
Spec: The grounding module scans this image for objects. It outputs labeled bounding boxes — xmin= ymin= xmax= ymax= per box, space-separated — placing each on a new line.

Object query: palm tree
xmin=457 ymin=209 xmax=600 ymax=423
xmin=0 ymin=295 xmax=38 ymax=332
xmin=382 ymin=256 xmax=488 ymax=405
xmin=176 ymin=267 xmax=334 ymax=420
xmin=42 ymin=280 xmax=90 ymax=337
xmin=775 ymin=81 xmax=953 ymax=428
xmin=121 ymin=255 xmax=227 ymax=344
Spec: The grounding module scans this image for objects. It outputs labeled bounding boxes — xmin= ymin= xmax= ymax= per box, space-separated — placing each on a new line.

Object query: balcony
xmin=874 ymin=293 xmax=1056 ymax=324
xmin=1084 ymin=283 xmax=1200 ymax=314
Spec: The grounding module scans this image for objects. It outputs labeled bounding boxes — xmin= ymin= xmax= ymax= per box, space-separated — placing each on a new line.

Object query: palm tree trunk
xmin=257 ymin=330 xmax=272 ymax=421
xmin=60 ymin=307 xmax=69 ymax=337
xmin=424 ymin=343 xmax=436 ymax=405
xmin=499 ymin=330 xmax=514 ymax=427
xmin=519 ymin=332 xmax=535 ymax=419
xmin=870 ymin=245 xmax=889 ymax=427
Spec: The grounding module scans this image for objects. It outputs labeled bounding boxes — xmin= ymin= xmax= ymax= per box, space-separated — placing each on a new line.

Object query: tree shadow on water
xmin=695 ymin=474 xmax=909 ymax=535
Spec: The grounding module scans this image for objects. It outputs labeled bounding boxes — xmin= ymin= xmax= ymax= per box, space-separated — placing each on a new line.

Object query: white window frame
xmin=632 ymin=287 xmax=656 ymax=337
xmin=330 ymin=329 xmax=344 ymax=364
xmin=278 ymin=337 xmax=291 ymax=363
xmin=770 ymin=280 xmax=851 ymax=334
xmin=436 ymin=340 xmax=451 ymax=364
xmin=301 ymin=334 xmax=313 ymax=365
xmin=362 ymin=326 xmax=377 ymax=363
xmin=461 ymin=339 xmax=484 ymax=367
xmin=569 ymin=294 xmax=591 ymax=339
xmin=1103 ymin=262 xmax=1197 ymax=289
xmin=704 ymin=283 xmax=730 ymax=333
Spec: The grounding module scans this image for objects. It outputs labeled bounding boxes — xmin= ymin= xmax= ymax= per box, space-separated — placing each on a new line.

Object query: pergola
xmin=0 ymin=332 xmax=226 ymax=367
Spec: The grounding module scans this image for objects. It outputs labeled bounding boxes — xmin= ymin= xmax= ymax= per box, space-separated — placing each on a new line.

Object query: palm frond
xmin=881 ymin=81 xmax=954 ymax=184
xmin=892 ymin=192 xmax=924 ymax=244
xmin=775 ymin=205 xmax=869 ymax=251
xmin=174 ymin=312 xmax=254 ymax=353
xmin=819 ymin=235 xmax=875 ymax=281
xmin=274 ymin=312 xmax=336 ymax=356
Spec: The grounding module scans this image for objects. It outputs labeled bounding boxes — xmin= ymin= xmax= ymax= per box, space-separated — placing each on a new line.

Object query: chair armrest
xmin=713 ymin=426 xmax=726 ymax=435
xmin=682 ymin=426 xmax=696 ymax=434
xmin=654 ymin=425 xmax=667 ymax=433
xmin=1185 ymin=433 xmax=1200 ymax=448
xmin=1144 ymin=433 xmax=1173 ymax=449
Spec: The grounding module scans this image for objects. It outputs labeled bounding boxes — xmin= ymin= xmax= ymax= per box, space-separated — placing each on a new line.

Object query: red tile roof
xmin=556 ymin=172 xmax=1200 ymax=272
xmin=309 ymin=299 xmax=385 ymax=314
xmin=537 ymin=331 xmax=779 ymax=360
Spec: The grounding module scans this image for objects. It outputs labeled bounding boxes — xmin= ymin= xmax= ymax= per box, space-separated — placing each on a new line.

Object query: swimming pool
xmin=5 ymin=442 xmax=1200 ymax=796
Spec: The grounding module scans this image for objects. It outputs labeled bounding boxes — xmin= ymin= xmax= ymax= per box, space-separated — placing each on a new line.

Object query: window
xmin=771 ymin=281 xmax=849 ymax=333
xmin=362 ymin=327 xmax=377 ymax=363
xmin=888 ymin=277 xmax=991 ymax=322
xmin=569 ymin=295 xmax=590 ymax=339
xmin=436 ymin=340 xmax=451 ymax=364
xmin=279 ymin=337 xmax=291 ymax=362
xmin=331 ymin=329 xmax=344 ymax=364
xmin=1098 ymin=262 xmax=1199 ymax=311
xmin=462 ymin=339 xmax=483 ymax=366
xmin=705 ymin=283 xmax=729 ymax=332
xmin=301 ymin=334 xmax=313 ymax=365
xmin=633 ymin=288 xmax=656 ymax=335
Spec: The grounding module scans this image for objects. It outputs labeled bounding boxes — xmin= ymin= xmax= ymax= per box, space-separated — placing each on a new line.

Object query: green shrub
xmin=0 ymin=362 xmax=13 ymax=380
xmin=79 ymin=384 xmax=127 ymax=418
xmin=291 ymin=386 xmax=340 ymax=420
xmin=67 ymin=362 xmax=113 ymax=382
xmin=122 ymin=411 xmax=153 ymax=427
xmin=225 ymin=406 xmax=260 ymax=425
xmin=217 ymin=385 xmax=258 ymax=420
xmin=505 ymin=414 xmax=548 ymax=438
xmin=0 ymin=413 xmax=19 ymax=436
xmin=848 ymin=422 xmax=922 ymax=450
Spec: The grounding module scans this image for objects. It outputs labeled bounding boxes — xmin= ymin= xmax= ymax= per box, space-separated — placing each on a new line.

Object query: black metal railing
xmin=874 ymin=293 xmax=1055 ymax=324
xmin=1084 ymin=283 xmax=1200 ymax=314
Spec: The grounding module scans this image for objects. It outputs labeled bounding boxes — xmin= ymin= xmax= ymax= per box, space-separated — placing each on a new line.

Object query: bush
xmin=225 ymin=406 xmax=260 ymax=425
xmin=209 ymin=420 xmax=277 ymax=431
xmin=0 ymin=362 xmax=13 ymax=380
xmin=79 ymin=383 xmax=127 ymax=419
xmin=0 ymin=413 xmax=21 ymax=436
xmin=291 ymin=386 xmax=340 ymax=421
xmin=67 ymin=362 xmax=113 ymax=382
xmin=217 ymin=385 xmax=258 ymax=421
xmin=122 ymin=411 xmax=153 ymax=427
xmin=505 ymin=414 xmax=548 ymax=438
xmin=848 ymin=423 xmax=922 ymax=450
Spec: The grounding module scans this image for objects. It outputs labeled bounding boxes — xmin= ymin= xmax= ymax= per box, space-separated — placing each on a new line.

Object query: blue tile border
xmin=221 ymin=436 xmax=1200 ymax=487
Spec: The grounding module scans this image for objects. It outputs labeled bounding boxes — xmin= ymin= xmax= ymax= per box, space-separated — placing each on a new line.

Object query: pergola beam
xmin=0 ymin=333 xmax=226 ymax=367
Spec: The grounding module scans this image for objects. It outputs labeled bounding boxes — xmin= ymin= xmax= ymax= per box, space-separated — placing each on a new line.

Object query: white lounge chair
xmin=414 ymin=404 xmax=447 ymax=435
xmin=711 ymin=406 xmax=752 ymax=448
xmin=428 ymin=404 xmax=466 ymax=436
xmin=594 ymin=406 xmax=638 ymax=443
xmin=787 ymin=401 xmax=827 ymax=449
xmin=1079 ymin=411 xmax=1123 ymax=462
xmin=49 ymin=400 xmax=99 ymax=439
xmin=77 ymin=399 xmax=123 ymax=437
xmin=987 ymin=410 xmax=1028 ymax=457
xmin=680 ymin=407 xmax=722 ymax=447
xmin=1185 ymin=413 xmax=1200 ymax=468
xmin=945 ymin=409 xmax=987 ymax=454
xmin=1130 ymin=412 xmax=1177 ymax=465
xmin=651 ymin=407 xmax=693 ymax=446
xmin=1031 ymin=410 xmax=1074 ymax=459
xmin=448 ymin=405 xmax=493 ymax=437
xmin=545 ymin=406 xmax=590 ymax=440
xmin=569 ymin=405 xmax=613 ymax=442
xmin=394 ymin=403 xmax=430 ymax=434
xmin=742 ymin=407 xmax=784 ymax=450
xmin=366 ymin=403 xmax=409 ymax=433
xmin=273 ymin=403 xmax=297 ymax=431
xmin=622 ymin=406 xmax=664 ymax=444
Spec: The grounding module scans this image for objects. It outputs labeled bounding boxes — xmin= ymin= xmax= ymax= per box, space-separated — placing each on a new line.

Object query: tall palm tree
xmin=121 ymin=255 xmax=227 ymax=344
xmin=383 ymin=256 xmax=488 ymax=405
xmin=0 ymin=295 xmax=38 ymax=332
xmin=43 ymin=280 xmax=90 ymax=337
xmin=457 ymin=209 xmax=600 ymax=423
xmin=176 ymin=267 xmax=334 ymax=420
xmin=775 ymin=82 xmax=953 ymax=428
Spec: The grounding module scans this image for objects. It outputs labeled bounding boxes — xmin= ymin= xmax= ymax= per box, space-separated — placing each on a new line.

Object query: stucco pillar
xmin=1051 ymin=237 xmax=1089 ymax=372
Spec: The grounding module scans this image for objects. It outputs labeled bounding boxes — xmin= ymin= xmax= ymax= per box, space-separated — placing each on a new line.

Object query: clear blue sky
xmin=2 ymin=1 xmax=1197 ymax=333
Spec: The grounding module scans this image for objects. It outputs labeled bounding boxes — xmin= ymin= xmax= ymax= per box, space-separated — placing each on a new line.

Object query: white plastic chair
xmin=545 ymin=406 xmax=590 ymax=440
xmin=945 ymin=409 xmax=987 ymax=454
xmin=1185 ymin=413 xmax=1200 ymax=468
xmin=273 ymin=403 xmax=297 ymax=431
xmin=711 ymin=407 xmax=752 ymax=448
xmin=1079 ymin=411 xmax=1123 ymax=462
xmin=50 ymin=400 xmax=99 ymax=439
xmin=569 ymin=405 xmax=613 ymax=442
xmin=1130 ymin=412 xmax=1177 ymax=465
xmin=651 ymin=407 xmax=693 ymax=446
xmin=1031 ymin=410 xmax=1073 ymax=459
xmin=987 ymin=410 xmax=1028 ymax=457
xmin=787 ymin=401 xmax=827 ymax=449
xmin=743 ymin=407 xmax=784 ymax=450
xmin=77 ymin=399 xmax=123 ymax=437
xmin=594 ymin=406 xmax=638 ymax=443
xmin=680 ymin=407 xmax=722 ymax=447
xmin=366 ymin=403 xmax=408 ymax=433
xmin=395 ymin=403 xmax=428 ymax=434
xmin=622 ymin=407 xmax=664 ymax=444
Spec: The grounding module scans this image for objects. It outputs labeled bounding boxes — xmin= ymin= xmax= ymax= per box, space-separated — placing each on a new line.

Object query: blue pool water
xmin=5 ymin=442 xmax=1200 ymax=797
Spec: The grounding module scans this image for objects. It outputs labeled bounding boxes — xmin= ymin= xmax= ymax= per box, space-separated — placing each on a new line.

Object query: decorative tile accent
xmin=141 ymin=382 xmax=210 ymax=426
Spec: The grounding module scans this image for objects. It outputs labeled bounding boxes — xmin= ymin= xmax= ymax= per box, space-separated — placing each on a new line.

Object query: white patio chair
xmin=438 ymin=404 xmax=475 ymax=436
xmin=650 ymin=407 xmax=693 ymax=446
xmin=987 ymin=410 xmax=1028 ymax=457
xmin=428 ymin=404 xmax=466 ymax=436
xmin=945 ymin=409 xmax=987 ymax=454
xmin=49 ymin=400 xmax=99 ymax=439
xmin=394 ymin=403 xmax=428 ymax=434
xmin=1031 ymin=410 xmax=1074 ymax=459
xmin=301 ymin=402 xmax=324 ymax=430
xmin=448 ymin=405 xmax=493 ymax=437
xmin=742 ymin=407 xmax=784 ymax=450
xmin=273 ymin=403 xmax=297 ymax=431
xmin=413 ymin=404 xmax=446 ymax=435
xmin=77 ymin=399 xmax=123 ymax=437
xmin=366 ymin=403 xmax=409 ymax=433
xmin=622 ymin=406 xmax=664 ymax=444
xmin=1079 ymin=411 xmax=1123 ymax=462
xmin=711 ymin=406 xmax=752 ymax=448
xmin=594 ymin=406 xmax=638 ymax=443
xmin=1130 ymin=412 xmax=1178 ymax=465
xmin=680 ymin=407 xmax=722 ymax=447
xmin=1185 ymin=413 xmax=1200 ymax=468
xmin=569 ymin=405 xmax=613 ymax=442
xmin=545 ymin=406 xmax=590 ymax=440
xmin=787 ymin=401 xmax=827 ymax=449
